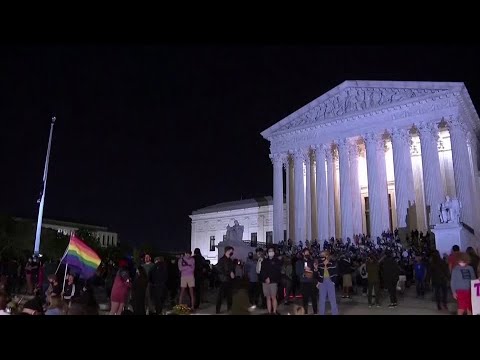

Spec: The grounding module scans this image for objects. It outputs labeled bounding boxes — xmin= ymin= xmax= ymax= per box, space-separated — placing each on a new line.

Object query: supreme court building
xmin=261 ymin=81 xmax=480 ymax=247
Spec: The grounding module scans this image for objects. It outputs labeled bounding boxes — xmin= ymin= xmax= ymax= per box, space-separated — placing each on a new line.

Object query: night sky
xmin=1 ymin=44 xmax=480 ymax=251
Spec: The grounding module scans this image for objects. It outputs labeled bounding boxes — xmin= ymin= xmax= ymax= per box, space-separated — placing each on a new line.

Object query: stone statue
xmin=438 ymin=196 xmax=461 ymax=224
xmin=449 ymin=198 xmax=461 ymax=224
xmin=226 ymin=220 xmax=244 ymax=243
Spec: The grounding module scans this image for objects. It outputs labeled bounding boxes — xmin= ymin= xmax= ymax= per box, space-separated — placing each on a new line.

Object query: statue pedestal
xmin=432 ymin=223 xmax=478 ymax=256
xmin=217 ymin=240 xmax=252 ymax=263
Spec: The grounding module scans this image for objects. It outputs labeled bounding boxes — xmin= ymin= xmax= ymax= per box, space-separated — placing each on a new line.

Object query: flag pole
xmin=33 ymin=116 xmax=56 ymax=256
xmin=55 ymin=238 xmax=71 ymax=275
xmin=62 ymin=263 xmax=68 ymax=293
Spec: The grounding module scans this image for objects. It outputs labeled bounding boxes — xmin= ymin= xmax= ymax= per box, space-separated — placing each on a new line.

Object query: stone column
xmin=377 ymin=137 xmax=390 ymax=232
xmin=283 ymin=156 xmax=290 ymax=242
xmin=467 ymin=132 xmax=480 ymax=233
xmin=305 ymin=151 xmax=312 ymax=241
xmin=338 ymin=139 xmax=354 ymax=240
xmin=314 ymin=144 xmax=329 ymax=242
xmin=293 ymin=149 xmax=307 ymax=243
xmin=270 ymin=153 xmax=285 ymax=244
xmin=326 ymin=146 xmax=336 ymax=239
xmin=447 ymin=117 xmax=475 ymax=227
xmin=349 ymin=141 xmax=363 ymax=235
xmin=364 ymin=133 xmax=388 ymax=239
xmin=390 ymin=128 xmax=416 ymax=229
xmin=417 ymin=122 xmax=444 ymax=227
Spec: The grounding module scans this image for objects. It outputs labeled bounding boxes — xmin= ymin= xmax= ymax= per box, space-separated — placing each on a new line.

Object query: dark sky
xmin=1 ymin=44 xmax=480 ymax=251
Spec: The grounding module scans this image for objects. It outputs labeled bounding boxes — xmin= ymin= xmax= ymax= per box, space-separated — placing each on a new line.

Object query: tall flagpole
xmin=33 ymin=115 xmax=56 ymax=256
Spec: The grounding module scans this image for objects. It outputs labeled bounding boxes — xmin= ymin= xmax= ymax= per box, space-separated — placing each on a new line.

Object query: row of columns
xmin=271 ymin=117 xmax=477 ymax=243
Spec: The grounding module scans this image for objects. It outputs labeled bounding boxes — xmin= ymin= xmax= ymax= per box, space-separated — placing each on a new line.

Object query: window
xmin=284 ymin=230 xmax=287 ymax=242
xmin=223 ymin=234 xmax=227 ymax=242
xmin=250 ymin=232 xmax=257 ymax=247
xmin=210 ymin=236 xmax=216 ymax=251
xmin=266 ymin=231 xmax=273 ymax=245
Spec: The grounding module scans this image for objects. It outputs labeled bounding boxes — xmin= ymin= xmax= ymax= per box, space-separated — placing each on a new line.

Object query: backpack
xmin=360 ymin=265 xmax=367 ymax=278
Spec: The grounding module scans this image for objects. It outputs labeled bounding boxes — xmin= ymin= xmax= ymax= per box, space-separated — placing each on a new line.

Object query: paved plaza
xmin=193 ymin=286 xmax=456 ymax=315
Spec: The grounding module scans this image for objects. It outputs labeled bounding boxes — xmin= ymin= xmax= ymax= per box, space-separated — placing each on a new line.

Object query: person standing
xmin=149 ymin=257 xmax=168 ymax=315
xmin=260 ymin=246 xmax=282 ymax=315
xmin=167 ymin=257 xmax=180 ymax=307
xmin=295 ymin=248 xmax=317 ymax=314
xmin=316 ymin=251 xmax=338 ymax=315
xmin=281 ymin=257 xmax=294 ymax=305
xmin=358 ymin=259 xmax=368 ymax=296
xmin=215 ymin=246 xmax=235 ymax=314
xmin=244 ymin=252 xmax=259 ymax=310
xmin=466 ymin=247 xmax=480 ymax=278
xmin=25 ymin=258 xmax=33 ymax=295
xmin=255 ymin=248 xmax=266 ymax=309
xmin=193 ymin=248 xmax=207 ymax=310
xmin=448 ymin=245 xmax=460 ymax=272
xmin=451 ymin=252 xmax=475 ymax=315
xmin=414 ymin=256 xmax=427 ymax=298
xmin=430 ymin=250 xmax=449 ymax=311
xmin=109 ymin=264 xmax=131 ymax=315
xmin=132 ymin=266 xmax=148 ymax=315
xmin=339 ymin=255 xmax=354 ymax=299
xmin=178 ymin=251 xmax=195 ymax=309
xmin=366 ymin=255 xmax=381 ymax=307
xmin=382 ymin=251 xmax=400 ymax=308
xmin=142 ymin=254 xmax=155 ymax=314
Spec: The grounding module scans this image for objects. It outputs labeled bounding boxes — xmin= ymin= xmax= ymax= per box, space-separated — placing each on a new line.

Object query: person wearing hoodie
xmin=244 ymin=252 xmax=259 ymax=310
xmin=259 ymin=246 xmax=282 ymax=315
xmin=295 ymin=248 xmax=317 ymax=314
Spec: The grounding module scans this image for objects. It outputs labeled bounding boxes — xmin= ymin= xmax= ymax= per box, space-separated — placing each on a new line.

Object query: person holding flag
xmin=57 ymin=234 xmax=102 ymax=310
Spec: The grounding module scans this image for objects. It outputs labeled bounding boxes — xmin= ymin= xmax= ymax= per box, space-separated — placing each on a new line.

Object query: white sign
xmin=471 ymin=279 xmax=480 ymax=315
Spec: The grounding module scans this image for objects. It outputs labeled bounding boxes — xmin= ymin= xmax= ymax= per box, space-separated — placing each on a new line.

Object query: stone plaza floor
xmin=193 ymin=286 xmax=455 ymax=315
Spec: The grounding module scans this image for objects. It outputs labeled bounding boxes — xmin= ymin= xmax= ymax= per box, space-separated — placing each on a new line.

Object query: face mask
xmin=458 ymin=261 xmax=466 ymax=266
xmin=248 ymin=255 xmax=253 ymax=259
xmin=268 ymin=252 xmax=275 ymax=258
xmin=320 ymin=257 xmax=326 ymax=262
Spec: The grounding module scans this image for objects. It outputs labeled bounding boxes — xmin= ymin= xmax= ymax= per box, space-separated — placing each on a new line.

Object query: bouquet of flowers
xmin=170 ymin=304 xmax=192 ymax=315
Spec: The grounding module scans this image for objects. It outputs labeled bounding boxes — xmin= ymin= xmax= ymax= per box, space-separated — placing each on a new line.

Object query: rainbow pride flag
xmin=61 ymin=235 xmax=102 ymax=279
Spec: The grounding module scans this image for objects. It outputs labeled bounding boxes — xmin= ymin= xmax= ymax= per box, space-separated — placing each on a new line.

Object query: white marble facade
xmin=189 ymin=197 xmax=286 ymax=264
xmin=261 ymin=81 xmax=480 ymax=244
xmin=14 ymin=217 xmax=120 ymax=248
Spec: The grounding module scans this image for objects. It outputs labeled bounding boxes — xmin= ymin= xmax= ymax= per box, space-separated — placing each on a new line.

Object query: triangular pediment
xmin=261 ymin=80 xmax=465 ymax=138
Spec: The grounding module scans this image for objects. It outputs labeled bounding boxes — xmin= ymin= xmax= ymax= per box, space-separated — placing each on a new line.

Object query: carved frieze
xmin=278 ymin=87 xmax=446 ymax=132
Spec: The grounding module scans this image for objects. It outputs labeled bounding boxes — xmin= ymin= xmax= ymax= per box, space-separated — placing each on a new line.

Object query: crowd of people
xmin=214 ymin=230 xmax=480 ymax=315
xmin=0 ymin=228 xmax=479 ymax=315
